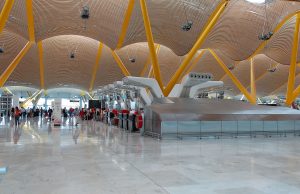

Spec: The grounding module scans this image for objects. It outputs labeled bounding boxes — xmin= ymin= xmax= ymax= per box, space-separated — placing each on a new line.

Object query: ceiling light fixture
xmin=258 ymin=31 xmax=273 ymax=41
xmin=228 ymin=65 xmax=235 ymax=70
xmin=182 ymin=21 xmax=193 ymax=31
xmin=246 ymin=0 xmax=265 ymax=4
xmin=129 ymin=58 xmax=136 ymax=63
xmin=81 ymin=6 xmax=90 ymax=19
xmin=70 ymin=52 xmax=75 ymax=59
xmin=257 ymin=0 xmax=273 ymax=41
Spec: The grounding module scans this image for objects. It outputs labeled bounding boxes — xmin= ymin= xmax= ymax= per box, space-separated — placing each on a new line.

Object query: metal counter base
xmin=144 ymin=120 xmax=300 ymax=139
xmin=143 ymin=99 xmax=300 ymax=139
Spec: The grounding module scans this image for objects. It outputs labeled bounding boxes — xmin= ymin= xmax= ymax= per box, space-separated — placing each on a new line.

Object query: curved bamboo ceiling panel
xmin=256 ymin=64 xmax=300 ymax=97
xmin=260 ymin=15 xmax=295 ymax=65
xmin=42 ymin=35 xmax=99 ymax=90
xmin=1 ymin=0 xmax=129 ymax=48
xmin=115 ymin=43 xmax=150 ymax=77
xmin=1 ymin=0 xmax=29 ymax=40
xmin=0 ymin=30 xmax=28 ymax=76
xmin=33 ymin=0 xmax=129 ymax=47
xmin=116 ymin=43 xmax=185 ymax=86
xmin=157 ymin=46 xmax=183 ymax=85
xmin=203 ymin=1 xmax=300 ymax=61
xmin=6 ymin=44 xmax=40 ymax=89
xmin=220 ymin=54 xmax=278 ymax=96
xmin=123 ymin=0 xmax=222 ymax=56
xmin=270 ymin=73 xmax=300 ymax=96
xmin=92 ymin=44 xmax=124 ymax=90
xmin=260 ymin=14 xmax=300 ymax=65
xmin=1 ymin=0 xmax=300 ymax=98
xmin=1 ymin=0 xmax=300 ymax=59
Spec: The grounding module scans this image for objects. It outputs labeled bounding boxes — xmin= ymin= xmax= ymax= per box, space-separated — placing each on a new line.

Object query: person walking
xmin=11 ymin=107 xmax=15 ymax=119
xmin=14 ymin=107 xmax=21 ymax=127
xmin=40 ymin=107 xmax=43 ymax=118
xmin=48 ymin=108 xmax=53 ymax=121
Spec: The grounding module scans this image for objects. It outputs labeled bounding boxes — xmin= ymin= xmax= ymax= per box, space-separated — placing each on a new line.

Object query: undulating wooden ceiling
xmin=0 ymin=0 xmax=300 ymax=98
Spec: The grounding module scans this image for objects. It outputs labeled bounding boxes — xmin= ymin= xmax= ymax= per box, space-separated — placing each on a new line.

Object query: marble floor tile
xmin=0 ymin=117 xmax=300 ymax=194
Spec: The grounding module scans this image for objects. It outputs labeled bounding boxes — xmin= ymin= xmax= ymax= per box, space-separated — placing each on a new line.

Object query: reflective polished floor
xmin=1 ymin=117 xmax=300 ymax=194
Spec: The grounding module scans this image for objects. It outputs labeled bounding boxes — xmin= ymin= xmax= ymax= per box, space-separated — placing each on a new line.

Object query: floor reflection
xmin=12 ymin=127 xmax=21 ymax=144
xmin=0 ymin=117 xmax=134 ymax=146
xmin=0 ymin=116 xmax=114 ymax=146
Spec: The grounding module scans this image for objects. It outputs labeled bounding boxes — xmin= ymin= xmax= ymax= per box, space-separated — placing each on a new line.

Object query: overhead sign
xmin=70 ymin=99 xmax=80 ymax=102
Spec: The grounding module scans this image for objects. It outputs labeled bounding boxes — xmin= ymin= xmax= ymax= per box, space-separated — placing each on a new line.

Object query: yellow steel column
xmin=111 ymin=50 xmax=131 ymax=76
xmin=140 ymin=44 xmax=160 ymax=77
xmin=291 ymin=73 xmax=300 ymax=100
xmin=86 ymin=92 xmax=95 ymax=100
xmin=140 ymin=0 xmax=163 ymax=90
xmin=163 ymin=0 xmax=228 ymax=96
xmin=245 ymin=64 xmax=276 ymax=90
xmin=0 ymin=0 xmax=14 ymax=33
xmin=21 ymin=90 xmax=43 ymax=108
xmin=116 ymin=0 xmax=135 ymax=49
xmin=148 ymin=67 xmax=154 ymax=78
xmin=3 ymin=87 xmax=13 ymax=95
xmin=31 ymin=91 xmax=43 ymax=106
xmin=27 ymin=91 xmax=32 ymax=97
xmin=140 ymin=54 xmax=151 ymax=77
xmin=26 ymin=0 xmax=35 ymax=42
xmin=37 ymin=41 xmax=45 ymax=89
xmin=80 ymin=91 xmax=86 ymax=97
xmin=89 ymin=42 xmax=103 ymax=92
xmin=219 ymin=73 xmax=228 ymax=81
xmin=0 ymin=41 xmax=33 ymax=87
xmin=286 ymin=14 xmax=300 ymax=105
xmin=209 ymin=49 xmax=256 ymax=104
xmin=292 ymin=84 xmax=300 ymax=102
xmin=250 ymin=58 xmax=256 ymax=99
xmin=255 ymin=71 xmax=268 ymax=83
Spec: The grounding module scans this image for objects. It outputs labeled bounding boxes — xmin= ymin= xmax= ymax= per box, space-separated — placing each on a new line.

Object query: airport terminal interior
xmin=2 ymin=0 xmax=300 ymax=193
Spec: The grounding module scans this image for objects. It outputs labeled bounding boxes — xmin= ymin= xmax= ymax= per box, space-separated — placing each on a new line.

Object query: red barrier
xmin=135 ymin=114 xmax=143 ymax=129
